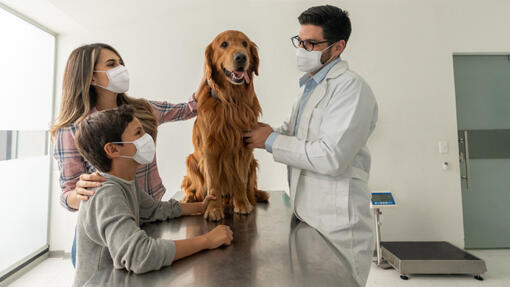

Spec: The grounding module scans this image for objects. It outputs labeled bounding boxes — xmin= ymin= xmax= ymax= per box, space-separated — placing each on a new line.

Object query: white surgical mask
xmin=296 ymin=42 xmax=337 ymax=73
xmin=94 ymin=65 xmax=130 ymax=93
xmin=112 ymin=133 xmax=155 ymax=165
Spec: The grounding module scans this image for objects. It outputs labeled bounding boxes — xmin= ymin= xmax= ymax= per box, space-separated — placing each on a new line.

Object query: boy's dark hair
xmin=298 ymin=5 xmax=352 ymax=44
xmin=75 ymin=105 xmax=135 ymax=172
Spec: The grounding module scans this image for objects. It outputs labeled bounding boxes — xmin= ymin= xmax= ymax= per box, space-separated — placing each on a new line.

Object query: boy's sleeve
xmin=83 ymin=183 xmax=177 ymax=274
xmin=136 ymin=183 xmax=182 ymax=225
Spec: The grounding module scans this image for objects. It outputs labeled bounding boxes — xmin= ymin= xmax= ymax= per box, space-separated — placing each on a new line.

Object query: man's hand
xmin=244 ymin=122 xmax=274 ymax=149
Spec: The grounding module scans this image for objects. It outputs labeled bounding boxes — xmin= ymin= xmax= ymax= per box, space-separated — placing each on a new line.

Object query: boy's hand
xmin=180 ymin=194 xmax=217 ymax=216
xmin=201 ymin=195 xmax=217 ymax=213
xmin=203 ymin=225 xmax=233 ymax=249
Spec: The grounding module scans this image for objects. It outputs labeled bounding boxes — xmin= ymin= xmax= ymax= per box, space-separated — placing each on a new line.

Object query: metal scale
xmin=371 ymin=191 xmax=487 ymax=280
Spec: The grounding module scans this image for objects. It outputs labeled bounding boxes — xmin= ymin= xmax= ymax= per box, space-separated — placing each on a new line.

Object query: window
xmin=0 ymin=4 xmax=55 ymax=280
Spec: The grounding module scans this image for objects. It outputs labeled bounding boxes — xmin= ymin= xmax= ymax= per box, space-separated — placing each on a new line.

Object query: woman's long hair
xmin=50 ymin=43 xmax=158 ymax=141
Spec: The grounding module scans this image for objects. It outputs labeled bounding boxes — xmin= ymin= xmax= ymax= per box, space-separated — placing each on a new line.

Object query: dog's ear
xmin=249 ymin=41 xmax=259 ymax=76
xmin=204 ymin=43 xmax=219 ymax=92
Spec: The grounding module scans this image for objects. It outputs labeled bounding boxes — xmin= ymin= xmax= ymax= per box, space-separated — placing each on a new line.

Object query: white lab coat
xmin=271 ymin=60 xmax=378 ymax=287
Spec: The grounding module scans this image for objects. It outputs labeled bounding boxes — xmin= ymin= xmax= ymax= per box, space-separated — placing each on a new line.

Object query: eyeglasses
xmin=290 ymin=36 xmax=330 ymax=51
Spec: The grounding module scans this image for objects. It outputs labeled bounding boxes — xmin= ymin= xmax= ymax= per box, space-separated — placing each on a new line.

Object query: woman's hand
xmin=66 ymin=172 xmax=106 ymax=210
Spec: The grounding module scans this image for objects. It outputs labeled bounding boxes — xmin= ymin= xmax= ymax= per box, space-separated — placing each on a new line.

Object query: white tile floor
xmin=6 ymin=250 xmax=510 ymax=287
xmin=6 ymin=257 xmax=74 ymax=287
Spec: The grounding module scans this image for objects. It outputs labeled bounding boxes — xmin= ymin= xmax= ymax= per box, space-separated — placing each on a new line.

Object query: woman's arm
xmin=149 ymin=98 xmax=198 ymax=125
xmin=54 ymin=126 xmax=91 ymax=211
xmin=149 ymin=75 xmax=206 ymax=125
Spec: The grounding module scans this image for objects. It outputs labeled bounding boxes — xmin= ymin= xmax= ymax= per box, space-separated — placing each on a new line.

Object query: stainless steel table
xmin=85 ymin=191 xmax=357 ymax=287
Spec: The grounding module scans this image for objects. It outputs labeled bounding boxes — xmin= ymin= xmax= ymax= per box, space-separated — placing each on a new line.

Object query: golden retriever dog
xmin=181 ymin=30 xmax=269 ymax=221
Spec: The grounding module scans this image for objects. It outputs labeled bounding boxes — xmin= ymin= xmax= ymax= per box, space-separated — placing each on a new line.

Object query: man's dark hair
xmin=75 ymin=105 xmax=135 ymax=172
xmin=298 ymin=5 xmax=352 ymax=44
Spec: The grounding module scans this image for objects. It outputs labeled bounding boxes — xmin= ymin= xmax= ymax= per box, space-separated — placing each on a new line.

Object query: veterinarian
xmin=244 ymin=5 xmax=378 ymax=287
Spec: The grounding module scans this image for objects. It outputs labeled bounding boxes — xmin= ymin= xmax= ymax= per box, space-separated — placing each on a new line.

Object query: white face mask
xmin=112 ymin=133 xmax=155 ymax=165
xmin=296 ymin=42 xmax=337 ymax=73
xmin=94 ymin=65 xmax=130 ymax=93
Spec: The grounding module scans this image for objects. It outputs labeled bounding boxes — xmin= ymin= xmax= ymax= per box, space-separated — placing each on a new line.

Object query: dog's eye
xmin=220 ymin=41 xmax=228 ymax=48
xmin=242 ymin=41 xmax=247 ymax=47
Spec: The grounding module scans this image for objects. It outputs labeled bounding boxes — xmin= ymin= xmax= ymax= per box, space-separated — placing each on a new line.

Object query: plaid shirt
xmin=53 ymin=96 xmax=198 ymax=211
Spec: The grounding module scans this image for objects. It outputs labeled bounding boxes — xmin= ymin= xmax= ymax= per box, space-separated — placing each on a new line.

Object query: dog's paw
xmin=234 ymin=201 xmax=253 ymax=214
xmin=255 ymin=190 xmax=270 ymax=202
xmin=204 ymin=206 xmax=225 ymax=221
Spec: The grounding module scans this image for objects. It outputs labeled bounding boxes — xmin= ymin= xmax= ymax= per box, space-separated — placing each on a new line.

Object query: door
xmin=453 ymin=55 xmax=510 ymax=248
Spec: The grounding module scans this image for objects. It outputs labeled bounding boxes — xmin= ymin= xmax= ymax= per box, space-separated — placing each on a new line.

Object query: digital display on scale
xmin=371 ymin=193 xmax=395 ymax=206
xmin=372 ymin=193 xmax=394 ymax=202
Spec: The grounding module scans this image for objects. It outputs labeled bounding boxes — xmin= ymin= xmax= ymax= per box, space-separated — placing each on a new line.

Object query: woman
xmin=50 ymin=43 xmax=204 ymax=267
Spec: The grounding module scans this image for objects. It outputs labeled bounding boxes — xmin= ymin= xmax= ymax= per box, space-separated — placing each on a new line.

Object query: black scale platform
xmin=380 ymin=241 xmax=487 ymax=280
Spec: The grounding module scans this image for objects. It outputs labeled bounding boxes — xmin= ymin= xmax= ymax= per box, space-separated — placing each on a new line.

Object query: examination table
xmin=84 ymin=191 xmax=357 ymax=287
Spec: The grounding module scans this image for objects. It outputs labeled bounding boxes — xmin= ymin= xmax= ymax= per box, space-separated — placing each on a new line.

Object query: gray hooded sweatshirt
xmin=72 ymin=172 xmax=182 ymax=286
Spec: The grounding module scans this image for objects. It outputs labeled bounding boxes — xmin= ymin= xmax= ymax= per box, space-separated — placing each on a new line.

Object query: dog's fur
xmin=181 ymin=30 xmax=269 ymax=221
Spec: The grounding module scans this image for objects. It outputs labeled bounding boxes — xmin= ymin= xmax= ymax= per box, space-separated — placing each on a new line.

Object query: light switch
xmin=438 ymin=141 xmax=448 ymax=154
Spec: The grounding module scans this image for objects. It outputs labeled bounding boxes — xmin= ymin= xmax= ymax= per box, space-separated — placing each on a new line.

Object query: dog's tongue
xmin=243 ymin=71 xmax=250 ymax=84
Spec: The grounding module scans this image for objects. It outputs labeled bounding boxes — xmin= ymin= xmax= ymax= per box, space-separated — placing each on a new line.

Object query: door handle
xmin=462 ymin=130 xmax=472 ymax=192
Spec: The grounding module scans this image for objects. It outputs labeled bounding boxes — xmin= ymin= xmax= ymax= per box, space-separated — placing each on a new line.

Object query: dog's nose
xmin=234 ymin=53 xmax=247 ymax=65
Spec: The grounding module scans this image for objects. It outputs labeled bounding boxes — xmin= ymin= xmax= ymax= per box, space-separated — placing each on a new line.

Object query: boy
xmin=72 ymin=105 xmax=233 ymax=286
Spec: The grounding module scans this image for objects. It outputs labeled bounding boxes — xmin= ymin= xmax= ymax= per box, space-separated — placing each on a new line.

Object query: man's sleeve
xmin=265 ymin=132 xmax=280 ymax=153
xmin=271 ymin=77 xmax=377 ymax=176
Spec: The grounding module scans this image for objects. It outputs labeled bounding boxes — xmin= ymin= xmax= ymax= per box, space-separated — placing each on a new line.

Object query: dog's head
xmin=205 ymin=30 xmax=259 ymax=91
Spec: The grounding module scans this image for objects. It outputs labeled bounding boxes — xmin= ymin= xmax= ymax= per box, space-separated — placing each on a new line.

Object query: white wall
xmin=4 ymin=0 xmax=510 ymax=252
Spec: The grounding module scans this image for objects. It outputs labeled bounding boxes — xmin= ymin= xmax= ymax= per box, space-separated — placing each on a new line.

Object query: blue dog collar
xmin=210 ymin=88 xmax=220 ymax=100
